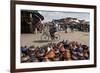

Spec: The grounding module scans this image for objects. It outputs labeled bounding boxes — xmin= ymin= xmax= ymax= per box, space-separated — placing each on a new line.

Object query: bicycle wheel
xmin=54 ymin=34 xmax=60 ymax=41
xmin=41 ymin=34 xmax=49 ymax=41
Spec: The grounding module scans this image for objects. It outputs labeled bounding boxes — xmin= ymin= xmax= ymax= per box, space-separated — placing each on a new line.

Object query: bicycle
xmin=41 ymin=32 xmax=60 ymax=41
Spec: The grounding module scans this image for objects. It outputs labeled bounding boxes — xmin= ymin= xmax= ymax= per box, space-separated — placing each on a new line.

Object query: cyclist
xmin=49 ymin=25 xmax=57 ymax=40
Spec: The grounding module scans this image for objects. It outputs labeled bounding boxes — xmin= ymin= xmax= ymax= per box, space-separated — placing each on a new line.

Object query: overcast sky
xmin=38 ymin=10 xmax=90 ymax=23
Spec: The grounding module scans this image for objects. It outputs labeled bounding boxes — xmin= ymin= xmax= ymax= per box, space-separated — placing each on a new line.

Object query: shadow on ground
xmin=33 ymin=40 xmax=51 ymax=43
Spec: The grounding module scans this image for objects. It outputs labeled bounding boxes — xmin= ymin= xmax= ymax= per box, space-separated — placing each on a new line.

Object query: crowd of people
xmin=21 ymin=40 xmax=89 ymax=63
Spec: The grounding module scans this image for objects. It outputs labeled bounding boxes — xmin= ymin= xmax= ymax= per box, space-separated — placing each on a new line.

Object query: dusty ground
xmin=21 ymin=29 xmax=89 ymax=47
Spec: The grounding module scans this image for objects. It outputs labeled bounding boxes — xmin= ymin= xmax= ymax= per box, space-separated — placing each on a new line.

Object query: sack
xmin=45 ymin=49 xmax=55 ymax=59
xmin=60 ymin=46 xmax=66 ymax=52
xmin=63 ymin=50 xmax=71 ymax=60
